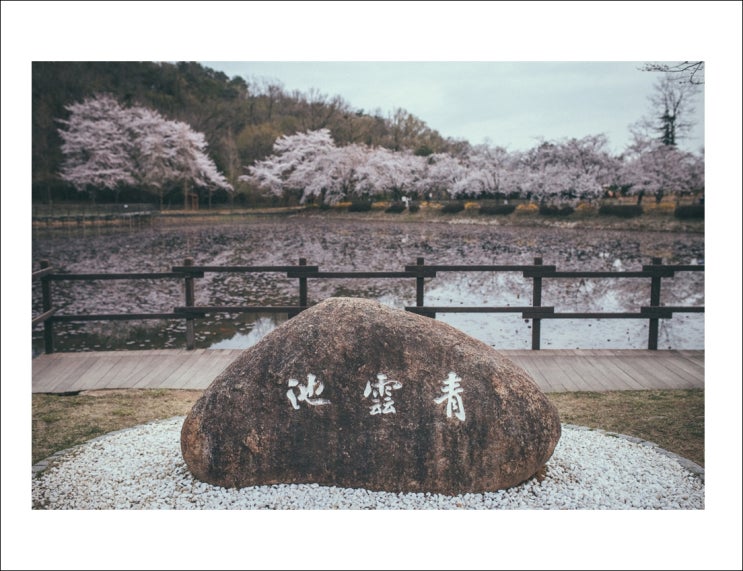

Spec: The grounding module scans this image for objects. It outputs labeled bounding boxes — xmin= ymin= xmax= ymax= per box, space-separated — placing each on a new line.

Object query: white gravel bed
xmin=32 ymin=417 xmax=704 ymax=510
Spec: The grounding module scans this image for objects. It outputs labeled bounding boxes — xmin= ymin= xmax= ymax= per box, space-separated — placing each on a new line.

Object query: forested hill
xmin=32 ymin=61 xmax=466 ymax=198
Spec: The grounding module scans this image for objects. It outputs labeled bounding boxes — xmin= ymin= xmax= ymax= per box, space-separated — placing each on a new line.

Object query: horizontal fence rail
xmin=32 ymin=256 xmax=704 ymax=354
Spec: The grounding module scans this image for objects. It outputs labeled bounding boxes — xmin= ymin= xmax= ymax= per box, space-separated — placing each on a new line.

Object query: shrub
xmin=408 ymin=202 xmax=420 ymax=213
xmin=598 ymin=204 xmax=643 ymax=218
xmin=441 ymin=201 xmax=465 ymax=214
xmin=479 ymin=204 xmax=516 ymax=215
xmin=539 ymin=204 xmax=575 ymax=217
xmin=674 ymin=205 xmax=704 ymax=219
xmin=348 ymin=200 xmax=373 ymax=212
xmin=385 ymin=201 xmax=406 ymax=213
xmin=515 ymin=203 xmax=539 ymax=215
xmin=574 ymin=202 xmax=597 ymax=215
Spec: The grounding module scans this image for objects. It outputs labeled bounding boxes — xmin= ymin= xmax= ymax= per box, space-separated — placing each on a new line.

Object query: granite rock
xmin=181 ymin=297 xmax=561 ymax=494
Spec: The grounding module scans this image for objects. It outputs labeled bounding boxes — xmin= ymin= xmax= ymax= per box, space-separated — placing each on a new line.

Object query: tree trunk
xmin=183 ymin=180 xmax=190 ymax=210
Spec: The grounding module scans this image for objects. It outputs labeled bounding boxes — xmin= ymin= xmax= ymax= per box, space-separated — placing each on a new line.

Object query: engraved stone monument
xmin=181 ymin=297 xmax=561 ymax=494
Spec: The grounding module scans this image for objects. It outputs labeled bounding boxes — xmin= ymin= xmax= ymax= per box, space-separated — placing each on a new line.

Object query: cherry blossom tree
xmin=354 ymin=148 xmax=427 ymax=200
xmin=518 ymin=136 xmax=619 ymax=205
xmin=58 ymin=93 xmax=232 ymax=208
xmin=448 ymin=144 xmax=518 ymax=199
xmin=449 ymin=166 xmax=496 ymax=199
xmin=57 ymin=94 xmax=136 ymax=203
xmin=304 ymin=143 xmax=369 ymax=204
xmin=241 ymin=126 xmax=702 ymax=211
xmin=245 ymin=130 xmax=433 ymax=205
xmin=167 ymin=120 xmax=233 ymax=209
xmin=419 ymin=153 xmax=468 ymax=199
xmin=241 ymin=129 xmax=336 ymax=203
xmin=620 ymin=136 xmax=702 ymax=204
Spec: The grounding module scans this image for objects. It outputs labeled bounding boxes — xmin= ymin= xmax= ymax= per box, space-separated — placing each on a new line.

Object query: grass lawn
xmin=32 ymin=388 xmax=704 ymax=467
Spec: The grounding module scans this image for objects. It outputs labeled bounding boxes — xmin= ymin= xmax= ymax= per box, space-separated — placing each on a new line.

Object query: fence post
xmin=416 ymin=257 xmax=425 ymax=308
xmin=41 ymin=260 xmax=54 ymax=354
xmin=531 ymin=257 xmax=543 ymax=350
xmin=298 ymin=258 xmax=308 ymax=309
xmin=648 ymin=257 xmax=663 ymax=350
xmin=184 ymin=258 xmax=195 ymax=350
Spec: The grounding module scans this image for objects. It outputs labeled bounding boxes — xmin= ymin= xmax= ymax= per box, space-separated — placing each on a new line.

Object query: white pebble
xmin=32 ymin=418 xmax=704 ymax=510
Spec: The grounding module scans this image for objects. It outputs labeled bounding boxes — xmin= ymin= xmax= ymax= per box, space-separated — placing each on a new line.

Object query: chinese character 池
xmin=287 ymin=373 xmax=331 ymax=410
xmin=364 ymin=373 xmax=402 ymax=415
xmin=434 ymin=372 xmax=465 ymax=421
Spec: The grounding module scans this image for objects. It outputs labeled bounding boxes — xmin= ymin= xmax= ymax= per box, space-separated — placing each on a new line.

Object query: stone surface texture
xmin=181 ymin=297 xmax=561 ymax=494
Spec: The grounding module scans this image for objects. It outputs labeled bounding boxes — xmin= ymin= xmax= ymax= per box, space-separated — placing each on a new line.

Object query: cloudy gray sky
xmin=201 ymin=60 xmax=705 ymax=154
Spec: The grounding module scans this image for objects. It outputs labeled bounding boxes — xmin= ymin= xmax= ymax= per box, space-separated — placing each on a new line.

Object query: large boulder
xmin=181 ymin=297 xmax=561 ymax=494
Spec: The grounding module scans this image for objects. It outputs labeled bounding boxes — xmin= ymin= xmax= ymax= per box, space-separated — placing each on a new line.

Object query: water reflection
xmin=209 ymin=317 xmax=278 ymax=350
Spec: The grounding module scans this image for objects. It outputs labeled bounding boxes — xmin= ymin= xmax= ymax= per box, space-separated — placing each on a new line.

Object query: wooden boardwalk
xmin=31 ymin=349 xmax=704 ymax=394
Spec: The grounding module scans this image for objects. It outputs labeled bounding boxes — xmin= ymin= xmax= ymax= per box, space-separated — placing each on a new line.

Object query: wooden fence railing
xmin=32 ymin=256 xmax=704 ymax=354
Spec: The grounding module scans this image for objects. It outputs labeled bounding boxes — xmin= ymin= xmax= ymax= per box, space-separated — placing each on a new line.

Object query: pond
xmin=32 ymin=215 xmax=704 ymax=356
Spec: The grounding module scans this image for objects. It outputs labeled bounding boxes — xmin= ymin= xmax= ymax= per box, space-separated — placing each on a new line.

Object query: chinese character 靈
xmin=364 ymin=373 xmax=402 ymax=415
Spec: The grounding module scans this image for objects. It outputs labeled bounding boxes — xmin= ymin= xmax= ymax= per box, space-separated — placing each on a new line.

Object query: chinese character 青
xmin=287 ymin=373 xmax=331 ymax=410
xmin=364 ymin=373 xmax=402 ymax=415
xmin=434 ymin=372 xmax=465 ymax=421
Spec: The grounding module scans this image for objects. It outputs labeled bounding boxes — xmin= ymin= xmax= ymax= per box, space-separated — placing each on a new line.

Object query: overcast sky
xmin=201 ymin=60 xmax=704 ymax=155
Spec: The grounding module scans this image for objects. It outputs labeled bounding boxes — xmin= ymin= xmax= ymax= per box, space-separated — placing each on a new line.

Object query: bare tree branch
xmin=640 ymin=61 xmax=705 ymax=85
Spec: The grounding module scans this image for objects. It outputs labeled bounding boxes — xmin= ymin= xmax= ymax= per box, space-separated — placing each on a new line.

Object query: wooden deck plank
xmin=562 ymin=352 xmax=611 ymax=391
xmin=570 ymin=353 xmax=649 ymax=391
xmin=160 ymin=349 xmax=235 ymax=389
xmin=178 ymin=350 xmax=239 ymax=390
xmin=158 ymin=353 xmax=205 ymax=389
xmin=107 ymin=352 xmax=162 ymax=389
xmin=507 ymin=355 xmax=565 ymax=392
xmin=29 ymin=353 xmax=58 ymax=377
xmin=33 ymin=353 xmax=99 ymax=393
xmin=29 ymin=355 xmax=64 ymax=393
xmin=72 ymin=353 xmax=128 ymax=391
xmin=536 ymin=358 xmax=575 ymax=390
xmin=32 ymin=349 xmax=704 ymax=394
xmin=629 ymin=353 xmax=699 ymax=389
xmin=153 ymin=349 xmax=208 ymax=389
xmin=128 ymin=352 xmax=190 ymax=390
xmin=533 ymin=354 xmax=594 ymax=392
xmin=104 ymin=352 xmax=161 ymax=389
xmin=563 ymin=351 xmax=622 ymax=391
xmin=604 ymin=355 xmax=675 ymax=390
xmin=185 ymin=349 xmax=238 ymax=387
xmin=646 ymin=355 xmax=704 ymax=389
xmin=670 ymin=349 xmax=704 ymax=367
xmin=654 ymin=352 xmax=705 ymax=381
xmin=512 ymin=351 xmax=635 ymax=392
xmin=561 ymin=350 xmax=619 ymax=392
xmin=645 ymin=356 xmax=698 ymax=386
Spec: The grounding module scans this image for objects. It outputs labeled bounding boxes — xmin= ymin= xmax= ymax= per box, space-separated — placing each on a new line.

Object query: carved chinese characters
xmin=286 ymin=374 xmax=330 ymax=409
xmin=434 ymin=372 xmax=466 ymax=421
xmin=364 ymin=374 xmax=401 ymax=415
xmin=286 ymin=371 xmax=466 ymax=421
